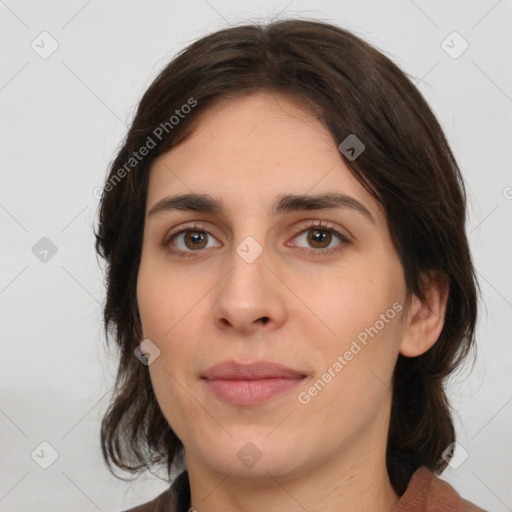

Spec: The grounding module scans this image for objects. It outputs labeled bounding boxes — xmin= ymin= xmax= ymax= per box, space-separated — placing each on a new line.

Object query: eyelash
xmin=163 ymin=221 xmax=350 ymax=258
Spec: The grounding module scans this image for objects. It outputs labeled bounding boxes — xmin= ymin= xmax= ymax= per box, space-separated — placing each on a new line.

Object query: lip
xmin=201 ymin=360 xmax=307 ymax=406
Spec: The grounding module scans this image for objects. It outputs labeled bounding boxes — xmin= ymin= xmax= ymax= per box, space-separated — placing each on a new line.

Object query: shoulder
xmin=393 ymin=465 xmax=488 ymax=512
xmin=121 ymin=471 xmax=190 ymax=512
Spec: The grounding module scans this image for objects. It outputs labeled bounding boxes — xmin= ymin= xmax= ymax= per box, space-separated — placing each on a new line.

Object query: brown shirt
xmin=123 ymin=466 xmax=487 ymax=512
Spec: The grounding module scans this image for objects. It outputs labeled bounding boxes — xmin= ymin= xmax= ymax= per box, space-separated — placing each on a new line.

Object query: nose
xmin=212 ymin=241 xmax=287 ymax=336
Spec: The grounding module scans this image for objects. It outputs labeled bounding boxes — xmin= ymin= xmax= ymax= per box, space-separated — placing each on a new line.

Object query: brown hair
xmin=95 ymin=18 xmax=479 ymax=494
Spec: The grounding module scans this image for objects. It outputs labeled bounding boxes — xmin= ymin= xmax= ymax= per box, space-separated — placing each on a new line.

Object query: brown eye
xmin=291 ymin=222 xmax=350 ymax=256
xmin=307 ymin=229 xmax=332 ymax=249
xmin=183 ymin=230 xmax=208 ymax=250
xmin=165 ymin=224 xmax=222 ymax=254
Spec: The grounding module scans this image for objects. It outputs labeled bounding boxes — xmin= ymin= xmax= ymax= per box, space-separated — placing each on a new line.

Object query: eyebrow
xmin=148 ymin=192 xmax=375 ymax=224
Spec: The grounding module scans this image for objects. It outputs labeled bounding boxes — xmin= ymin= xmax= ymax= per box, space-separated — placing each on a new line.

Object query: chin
xmin=190 ymin=432 xmax=311 ymax=480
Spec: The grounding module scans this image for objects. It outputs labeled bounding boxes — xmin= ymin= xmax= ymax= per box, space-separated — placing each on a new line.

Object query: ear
xmin=399 ymin=269 xmax=450 ymax=357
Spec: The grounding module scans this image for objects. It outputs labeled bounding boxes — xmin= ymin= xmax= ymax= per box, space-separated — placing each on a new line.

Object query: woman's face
xmin=137 ymin=91 xmax=411 ymax=481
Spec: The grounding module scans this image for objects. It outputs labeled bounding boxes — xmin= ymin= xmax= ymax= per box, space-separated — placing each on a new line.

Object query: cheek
xmin=292 ymin=264 xmax=406 ymax=393
xmin=296 ymin=302 xmax=403 ymax=431
xmin=137 ymin=259 xmax=206 ymax=340
xmin=137 ymin=262 xmax=208 ymax=392
xmin=294 ymin=269 xmax=401 ymax=337
xmin=148 ymin=362 xmax=195 ymax=444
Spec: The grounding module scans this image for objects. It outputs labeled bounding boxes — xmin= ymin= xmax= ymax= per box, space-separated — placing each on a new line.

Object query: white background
xmin=1 ymin=1 xmax=511 ymax=511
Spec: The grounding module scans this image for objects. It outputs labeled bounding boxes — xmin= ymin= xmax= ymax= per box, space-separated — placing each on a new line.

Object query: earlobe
xmin=399 ymin=270 xmax=450 ymax=358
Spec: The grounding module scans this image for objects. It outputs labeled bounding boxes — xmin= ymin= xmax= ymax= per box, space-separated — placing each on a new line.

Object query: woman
xmin=95 ymin=19 xmax=486 ymax=512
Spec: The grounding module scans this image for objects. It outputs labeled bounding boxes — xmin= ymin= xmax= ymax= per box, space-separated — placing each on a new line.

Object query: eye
xmin=290 ymin=221 xmax=350 ymax=255
xmin=163 ymin=221 xmax=350 ymax=257
xmin=164 ymin=223 xmax=221 ymax=254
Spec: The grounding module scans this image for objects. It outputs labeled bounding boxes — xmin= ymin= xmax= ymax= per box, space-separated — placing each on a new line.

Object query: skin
xmin=136 ymin=91 xmax=449 ymax=512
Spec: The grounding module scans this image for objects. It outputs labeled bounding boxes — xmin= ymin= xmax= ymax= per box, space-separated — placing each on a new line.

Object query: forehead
xmin=147 ymin=91 xmax=385 ymax=225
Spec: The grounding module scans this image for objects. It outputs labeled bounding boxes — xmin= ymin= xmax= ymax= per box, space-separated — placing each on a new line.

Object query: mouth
xmin=201 ymin=360 xmax=307 ymax=406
